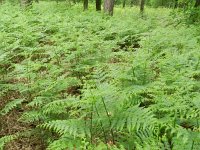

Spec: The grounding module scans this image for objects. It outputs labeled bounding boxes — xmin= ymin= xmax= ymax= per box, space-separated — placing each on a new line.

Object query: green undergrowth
xmin=0 ymin=2 xmax=200 ymax=150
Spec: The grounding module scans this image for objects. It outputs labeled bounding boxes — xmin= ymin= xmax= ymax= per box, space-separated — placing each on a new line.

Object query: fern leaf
xmin=0 ymin=99 xmax=24 ymax=116
xmin=41 ymin=97 xmax=77 ymax=115
xmin=27 ymin=96 xmax=46 ymax=108
xmin=47 ymin=135 xmax=82 ymax=150
xmin=39 ymin=119 xmax=90 ymax=137
xmin=112 ymin=105 xmax=156 ymax=132
xmin=0 ymin=134 xmax=18 ymax=150
xmin=19 ymin=110 xmax=46 ymax=123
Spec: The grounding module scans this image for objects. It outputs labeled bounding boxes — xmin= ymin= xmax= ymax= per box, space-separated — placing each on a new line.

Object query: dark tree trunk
xmin=96 ymin=0 xmax=101 ymax=11
xmin=123 ymin=0 xmax=125 ymax=8
xmin=130 ymin=0 xmax=133 ymax=7
xmin=20 ymin=0 xmax=32 ymax=7
xmin=195 ymin=0 xmax=200 ymax=7
xmin=140 ymin=0 xmax=145 ymax=13
xmin=161 ymin=0 xmax=164 ymax=6
xmin=174 ymin=0 xmax=178 ymax=8
xmin=104 ymin=0 xmax=115 ymax=16
xmin=83 ymin=0 xmax=88 ymax=10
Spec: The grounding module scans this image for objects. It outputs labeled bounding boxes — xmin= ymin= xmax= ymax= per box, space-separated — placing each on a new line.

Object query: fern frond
xmin=172 ymin=127 xmax=200 ymax=150
xmin=112 ymin=105 xmax=156 ymax=132
xmin=19 ymin=110 xmax=46 ymax=123
xmin=41 ymin=97 xmax=78 ymax=115
xmin=0 ymin=99 xmax=24 ymax=116
xmin=134 ymin=129 xmax=164 ymax=150
xmin=47 ymin=135 xmax=82 ymax=150
xmin=39 ymin=119 xmax=90 ymax=137
xmin=27 ymin=96 xmax=47 ymax=108
xmin=0 ymin=134 xmax=18 ymax=150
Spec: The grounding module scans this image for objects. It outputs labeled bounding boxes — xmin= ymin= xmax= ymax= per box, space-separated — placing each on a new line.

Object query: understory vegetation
xmin=0 ymin=1 xmax=200 ymax=150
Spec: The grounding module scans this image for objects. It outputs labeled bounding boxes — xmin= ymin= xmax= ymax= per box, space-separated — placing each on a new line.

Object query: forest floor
xmin=0 ymin=1 xmax=200 ymax=150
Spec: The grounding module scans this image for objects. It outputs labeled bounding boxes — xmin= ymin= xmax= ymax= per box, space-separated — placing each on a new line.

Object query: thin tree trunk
xmin=123 ymin=0 xmax=126 ymax=8
xmin=195 ymin=0 xmax=200 ymax=7
xmin=83 ymin=0 xmax=88 ymax=10
xmin=161 ymin=0 xmax=164 ymax=6
xmin=174 ymin=0 xmax=178 ymax=8
xmin=140 ymin=0 xmax=145 ymax=13
xmin=104 ymin=0 xmax=115 ymax=16
xmin=130 ymin=0 xmax=133 ymax=7
xmin=96 ymin=0 xmax=101 ymax=11
xmin=20 ymin=0 xmax=32 ymax=8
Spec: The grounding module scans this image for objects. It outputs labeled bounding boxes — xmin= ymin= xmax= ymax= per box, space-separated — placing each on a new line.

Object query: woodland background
xmin=0 ymin=0 xmax=200 ymax=149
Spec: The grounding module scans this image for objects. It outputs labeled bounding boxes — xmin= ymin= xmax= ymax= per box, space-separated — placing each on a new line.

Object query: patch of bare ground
xmin=0 ymin=91 xmax=45 ymax=150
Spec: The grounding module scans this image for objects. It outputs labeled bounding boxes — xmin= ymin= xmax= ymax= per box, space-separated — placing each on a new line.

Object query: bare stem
xmin=101 ymin=96 xmax=115 ymax=144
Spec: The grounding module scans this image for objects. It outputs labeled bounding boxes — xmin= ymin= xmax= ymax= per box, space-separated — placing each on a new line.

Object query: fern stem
xmin=101 ymin=97 xmax=115 ymax=144
xmin=132 ymin=66 xmax=135 ymax=79
xmin=191 ymin=140 xmax=194 ymax=150
xmin=90 ymin=89 xmax=108 ymax=147
xmin=27 ymin=58 xmax=32 ymax=100
xmin=94 ymin=104 xmax=108 ymax=148
xmin=142 ymin=63 xmax=147 ymax=85
xmin=195 ymin=58 xmax=199 ymax=70
xmin=173 ymin=111 xmax=176 ymax=128
xmin=90 ymin=103 xmax=93 ymax=144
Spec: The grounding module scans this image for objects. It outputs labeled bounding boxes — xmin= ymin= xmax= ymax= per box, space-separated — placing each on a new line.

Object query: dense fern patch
xmin=0 ymin=2 xmax=200 ymax=150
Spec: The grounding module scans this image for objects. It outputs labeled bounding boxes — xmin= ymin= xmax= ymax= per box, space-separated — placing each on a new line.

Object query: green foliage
xmin=0 ymin=134 xmax=18 ymax=150
xmin=0 ymin=1 xmax=200 ymax=150
xmin=0 ymin=99 xmax=24 ymax=115
xmin=147 ymin=0 xmax=175 ymax=7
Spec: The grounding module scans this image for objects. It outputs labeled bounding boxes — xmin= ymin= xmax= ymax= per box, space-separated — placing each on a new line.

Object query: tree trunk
xmin=140 ymin=0 xmax=145 ymax=13
xmin=83 ymin=0 xmax=88 ymax=10
xmin=123 ymin=0 xmax=125 ymax=8
xmin=20 ymin=0 xmax=32 ymax=8
xmin=195 ymin=0 xmax=200 ymax=7
xmin=174 ymin=0 xmax=178 ymax=8
xmin=104 ymin=0 xmax=115 ymax=16
xmin=130 ymin=0 xmax=133 ymax=7
xmin=35 ymin=0 xmax=39 ymax=3
xmin=96 ymin=0 xmax=101 ymax=11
